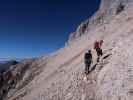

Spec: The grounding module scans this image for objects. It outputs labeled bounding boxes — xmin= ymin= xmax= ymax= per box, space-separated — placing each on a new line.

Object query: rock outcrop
xmin=68 ymin=0 xmax=132 ymax=43
xmin=0 ymin=60 xmax=19 ymax=72
xmin=0 ymin=58 xmax=43 ymax=100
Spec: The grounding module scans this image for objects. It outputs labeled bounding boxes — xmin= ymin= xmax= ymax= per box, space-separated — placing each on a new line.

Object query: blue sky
xmin=0 ymin=0 xmax=100 ymax=58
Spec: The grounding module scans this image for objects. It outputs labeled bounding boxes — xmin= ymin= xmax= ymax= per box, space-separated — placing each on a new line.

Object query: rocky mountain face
xmin=0 ymin=59 xmax=36 ymax=100
xmin=68 ymin=0 xmax=132 ymax=43
xmin=1 ymin=0 xmax=133 ymax=100
xmin=0 ymin=60 xmax=19 ymax=73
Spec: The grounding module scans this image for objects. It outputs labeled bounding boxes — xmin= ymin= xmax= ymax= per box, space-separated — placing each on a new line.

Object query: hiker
xmin=94 ymin=40 xmax=103 ymax=62
xmin=84 ymin=50 xmax=93 ymax=75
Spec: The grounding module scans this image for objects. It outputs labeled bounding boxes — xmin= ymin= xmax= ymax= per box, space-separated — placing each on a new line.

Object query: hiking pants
xmin=85 ymin=62 xmax=91 ymax=74
xmin=96 ymin=48 xmax=103 ymax=62
xmin=96 ymin=48 xmax=103 ymax=57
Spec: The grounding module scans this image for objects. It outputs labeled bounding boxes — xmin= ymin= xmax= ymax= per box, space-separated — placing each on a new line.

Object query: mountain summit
xmin=1 ymin=0 xmax=133 ymax=100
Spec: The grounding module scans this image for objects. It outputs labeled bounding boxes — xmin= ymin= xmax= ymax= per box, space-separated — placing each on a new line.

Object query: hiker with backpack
xmin=84 ymin=50 xmax=93 ymax=75
xmin=94 ymin=40 xmax=103 ymax=62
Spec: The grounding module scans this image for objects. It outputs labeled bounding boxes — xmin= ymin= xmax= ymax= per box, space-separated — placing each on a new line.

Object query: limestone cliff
xmin=68 ymin=0 xmax=132 ymax=43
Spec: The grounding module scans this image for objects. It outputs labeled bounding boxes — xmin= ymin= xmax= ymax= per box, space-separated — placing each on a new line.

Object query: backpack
xmin=84 ymin=52 xmax=92 ymax=63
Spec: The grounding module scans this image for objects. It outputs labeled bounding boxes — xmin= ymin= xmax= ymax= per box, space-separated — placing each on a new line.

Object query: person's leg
xmin=85 ymin=63 xmax=89 ymax=75
xmin=97 ymin=48 xmax=102 ymax=62
xmin=96 ymin=49 xmax=100 ymax=62
xmin=87 ymin=62 xmax=91 ymax=74
xmin=87 ymin=64 xmax=89 ymax=74
xmin=97 ymin=56 xmax=100 ymax=62
xmin=96 ymin=49 xmax=99 ymax=56
xmin=85 ymin=64 xmax=88 ymax=74
xmin=100 ymin=49 xmax=103 ymax=56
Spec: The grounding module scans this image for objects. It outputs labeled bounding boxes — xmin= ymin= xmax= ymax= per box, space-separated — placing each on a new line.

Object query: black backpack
xmin=84 ymin=52 xmax=92 ymax=62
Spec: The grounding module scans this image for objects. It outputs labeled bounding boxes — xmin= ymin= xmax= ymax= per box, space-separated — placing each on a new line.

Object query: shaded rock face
xmin=0 ymin=59 xmax=41 ymax=100
xmin=68 ymin=0 xmax=132 ymax=43
xmin=0 ymin=60 xmax=19 ymax=73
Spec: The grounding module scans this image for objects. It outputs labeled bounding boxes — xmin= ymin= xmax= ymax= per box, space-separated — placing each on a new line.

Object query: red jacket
xmin=94 ymin=40 xmax=103 ymax=49
xmin=94 ymin=41 xmax=100 ymax=49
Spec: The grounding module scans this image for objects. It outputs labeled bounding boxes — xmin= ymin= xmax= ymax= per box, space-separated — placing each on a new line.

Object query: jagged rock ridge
xmin=68 ymin=0 xmax=132 ymax=43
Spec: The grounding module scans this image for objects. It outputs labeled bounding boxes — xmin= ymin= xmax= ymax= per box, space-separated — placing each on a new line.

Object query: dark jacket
xmin=84 ymin=52 xmax=92 ymax=64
